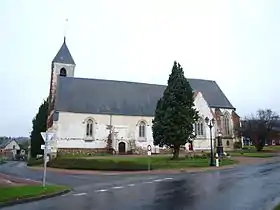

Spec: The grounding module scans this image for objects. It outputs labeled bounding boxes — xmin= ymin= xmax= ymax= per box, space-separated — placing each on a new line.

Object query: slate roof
xmin=0 ymin=139 xmax=13 ymax=149
xmin=273 ymin=121 xmax=280 ymax=132
xmin=54 ymin=76 xmax=235 ymax=116
xmin=52 ymin=37 xmax=75 ymax=65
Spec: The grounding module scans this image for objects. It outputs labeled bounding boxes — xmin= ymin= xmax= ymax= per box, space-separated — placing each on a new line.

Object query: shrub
xmin=234 ymin=141 xmax=242 ymax=149
xmin=185 ymin=151 xmax=211 ymax=159
xmin=15 ymin=154 xmax=27 ymax=161
xmin=47 ymin=158 xmax=150 ymax=171
xmin=27 ymin=158 xmax=44 ymax=166
xmin=0 ymin=158 xmax=6 ymax=164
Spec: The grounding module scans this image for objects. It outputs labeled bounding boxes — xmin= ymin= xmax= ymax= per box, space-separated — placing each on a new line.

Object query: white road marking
xmin=163 ymin=177 xmax=173 ymax=180
xmin=112 ymin=186 xmax=124 ymax=189
xmin=103 ymin=173 xmax=120 ymax=176
xmin=143 ymin=181 xmax=153 ymax=184
xmin=73 ymin=193 xmax=87 ymax=196
xmin=84 ymin=177 xmax=174 ymax=195
xmin=95 ymin=189 xmax=108 ymax=192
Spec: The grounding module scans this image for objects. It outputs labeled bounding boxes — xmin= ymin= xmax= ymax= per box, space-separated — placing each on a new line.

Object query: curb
xmin=0 ymin=188 xmax=71 ymax=208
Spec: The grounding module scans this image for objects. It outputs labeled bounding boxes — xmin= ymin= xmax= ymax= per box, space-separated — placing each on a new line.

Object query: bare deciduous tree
xmin=241 ymin=109 xmax=279 ymax=151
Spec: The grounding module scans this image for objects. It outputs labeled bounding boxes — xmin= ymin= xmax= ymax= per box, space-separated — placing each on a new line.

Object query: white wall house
xmin=0 ymin=140 xmax=20 ymax=151
xmin=46 ymin=38 xmax=240 ymax=155
xmin=0 ymin=139 xmax=20 ymax=159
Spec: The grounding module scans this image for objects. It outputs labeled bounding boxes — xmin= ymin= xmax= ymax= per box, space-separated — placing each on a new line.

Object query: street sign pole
xmin=41 ymin=131 xmax=54 ymax=188
xmin=148 ymin=156 xmax=150 ymax=171
xmin=42 ymin=133 xmax=48 ymax=188
xmin=147 ymin=145 xmax=152 ymax=172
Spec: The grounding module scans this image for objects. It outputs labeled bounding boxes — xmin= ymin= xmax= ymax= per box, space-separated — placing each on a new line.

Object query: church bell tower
xmin=47 ymin=36 xmax=76 ymax=129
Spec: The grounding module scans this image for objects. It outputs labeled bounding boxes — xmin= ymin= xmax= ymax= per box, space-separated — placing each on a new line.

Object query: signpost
xmin=147 ymin=145 xmax=152 ymax=171
xmin=40 ymin=132 xmax=54 ymax=188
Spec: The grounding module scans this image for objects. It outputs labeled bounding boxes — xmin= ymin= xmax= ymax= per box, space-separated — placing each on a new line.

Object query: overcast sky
xmin=1 ymin=0 xmax=279 ymax=137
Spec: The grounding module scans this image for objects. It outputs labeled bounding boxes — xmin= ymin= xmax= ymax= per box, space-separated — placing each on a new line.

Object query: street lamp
xmin=205 ymin=117 xmax=215 ymax=166
xmin=217 ymin=131 xmax=223 ymax=157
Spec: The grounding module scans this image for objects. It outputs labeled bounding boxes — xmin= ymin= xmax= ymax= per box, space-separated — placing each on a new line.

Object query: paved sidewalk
xmin=0 ymin=173 xmax=40 ymax=186
xmin=28 ymin=156 xmax=278 ymax=175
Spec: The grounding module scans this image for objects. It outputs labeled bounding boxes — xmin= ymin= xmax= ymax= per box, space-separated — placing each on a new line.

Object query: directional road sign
xmin=40 ymin=132 xmax=54 ymax=142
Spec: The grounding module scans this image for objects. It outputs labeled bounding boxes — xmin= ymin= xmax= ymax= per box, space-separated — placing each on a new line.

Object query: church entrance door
xmin=118 ymin=142 xmax=126 ymax=154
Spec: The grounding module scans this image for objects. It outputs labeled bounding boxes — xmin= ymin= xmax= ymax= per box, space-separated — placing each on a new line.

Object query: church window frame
xmin=223 ymin=112 xmax=231 ymax=136
xmin=86 ymin=119 xmax=94 ymax=137
xmin=139 ymin=121 xmax=146 ymax=138
xmin=194 ymin=118 xmax=205 ymax=137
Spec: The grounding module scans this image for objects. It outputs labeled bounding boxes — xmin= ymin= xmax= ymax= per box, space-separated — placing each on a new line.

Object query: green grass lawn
xmin=240 ymin=145 xmax=280 ymax=152
xmin=0 ymin=185 xmax=70 ymax=203
xmin=46 ymin=155 xmax=237 ymax=171
xmin=263 ymin=145 xmax=280 ymax=151
xmin=0 ymin=159 xmax=5 ymax=165
xmin=92 ymin=155 xmax=237 ymax=168
xmin=228 ymin=146 xmax=276 ymax=158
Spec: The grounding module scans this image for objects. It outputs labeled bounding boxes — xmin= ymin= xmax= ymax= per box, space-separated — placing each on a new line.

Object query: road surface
xmin=1 ymin=160 xmax=280 ymax=210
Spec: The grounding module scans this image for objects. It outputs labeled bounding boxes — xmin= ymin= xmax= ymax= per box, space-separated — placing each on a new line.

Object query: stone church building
xmin=46 ymin=37 xmax=240 ymax=155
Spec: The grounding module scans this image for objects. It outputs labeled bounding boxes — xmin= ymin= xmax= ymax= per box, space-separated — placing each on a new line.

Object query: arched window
xmin=226 ymin=140 xmax=230 ymax=147
xmin=194 ymin=118 xmax=204 ymax=136
xmin=139 ymin=121 xmax=146 ymax=137
xmin=60 ymin=68 xmax=67 ymax=77
xmin=86 ymin=119 xmax=93 ymax=137
xmin=223 ymin=113 xmax=230 ymax=135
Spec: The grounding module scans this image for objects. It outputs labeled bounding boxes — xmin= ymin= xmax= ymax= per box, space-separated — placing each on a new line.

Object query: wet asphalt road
xmin=1 ymin=160 xmax=280 ymax=210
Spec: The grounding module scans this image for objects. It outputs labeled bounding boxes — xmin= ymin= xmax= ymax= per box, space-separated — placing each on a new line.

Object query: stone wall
xmin=57 ymin=148 xmax=107 ymax=156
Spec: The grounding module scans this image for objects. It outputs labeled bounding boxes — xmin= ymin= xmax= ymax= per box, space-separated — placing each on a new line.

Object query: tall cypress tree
xmin=152 ymin=61 xmax=199 ymax=159
xmin=30 ymin=99 xmax=48 ymax=158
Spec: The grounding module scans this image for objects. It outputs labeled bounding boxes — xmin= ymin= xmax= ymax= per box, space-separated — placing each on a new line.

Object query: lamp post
xmin=205 ymin=117 xmax=215 ymax=166
xmin=217 ymin=131 xmax=223 ymax=157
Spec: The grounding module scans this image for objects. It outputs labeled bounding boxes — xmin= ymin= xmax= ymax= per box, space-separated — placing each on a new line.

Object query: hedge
xmin=47 ymin=158 xmax=150 ymax=171
xmin=27 ymin=158 xmax=44 ymax=166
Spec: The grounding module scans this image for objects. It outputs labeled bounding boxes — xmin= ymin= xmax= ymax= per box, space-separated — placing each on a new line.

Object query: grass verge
xmin=263 ymin=145 xmax=280 ymax=152
xmin=0 ymin=185 xmax=70 ymax=204
xmin=34 ymin=156 xmax=237 ymax=171
xmin=229 ymin=152 xmax=275 ymax=158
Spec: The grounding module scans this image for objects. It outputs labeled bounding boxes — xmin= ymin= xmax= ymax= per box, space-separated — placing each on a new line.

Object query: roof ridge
xmin=60 ymin=76 xmax=216 ymax=87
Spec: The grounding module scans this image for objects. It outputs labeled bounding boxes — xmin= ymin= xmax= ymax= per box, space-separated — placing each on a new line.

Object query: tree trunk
xmin=172 ymin=145 xmax=180 ymax=160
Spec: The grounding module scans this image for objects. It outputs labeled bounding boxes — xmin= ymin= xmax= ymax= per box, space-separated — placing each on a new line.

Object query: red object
xmin=189 ymin=143 xmax=193 ymax=151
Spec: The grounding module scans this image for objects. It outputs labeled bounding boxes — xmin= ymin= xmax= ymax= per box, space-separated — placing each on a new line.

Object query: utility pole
xmin=43 ymin=133 xmax=48 ymax=188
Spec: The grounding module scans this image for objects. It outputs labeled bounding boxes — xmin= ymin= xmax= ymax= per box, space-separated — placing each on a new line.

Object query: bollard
xmin=215 ymin=153 xmax=219 ymax=167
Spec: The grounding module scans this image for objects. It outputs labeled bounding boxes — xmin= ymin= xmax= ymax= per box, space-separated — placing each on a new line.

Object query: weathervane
xmin=64 ymin=18 xmax=68 ymax=41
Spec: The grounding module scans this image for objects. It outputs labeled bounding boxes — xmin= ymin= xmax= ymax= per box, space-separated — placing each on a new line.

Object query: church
xmin=46 ymin=37 xmax=240 ymax=155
